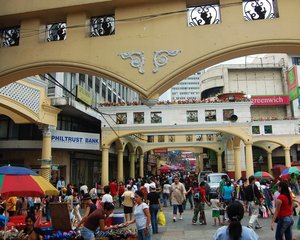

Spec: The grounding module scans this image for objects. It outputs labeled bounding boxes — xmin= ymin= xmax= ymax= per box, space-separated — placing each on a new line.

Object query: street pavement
xmin=148 ymin=204 xmax=300 ymax=240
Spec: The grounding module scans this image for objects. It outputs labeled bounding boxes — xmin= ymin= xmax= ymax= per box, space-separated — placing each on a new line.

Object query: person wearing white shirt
xmin=80 ymin=184 xmax=89 ymax=195
xmin=102 ymin=185 xmax=113 ymax=203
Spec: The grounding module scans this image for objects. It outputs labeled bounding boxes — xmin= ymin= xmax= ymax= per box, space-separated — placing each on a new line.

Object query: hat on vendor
xmin=82 ymin=193 xmax=91 ymax=201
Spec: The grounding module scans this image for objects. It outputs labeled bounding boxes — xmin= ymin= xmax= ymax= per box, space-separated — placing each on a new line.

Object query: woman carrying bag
xmin=271 ymin=181 xmax=294 ymax=240
xmin=147 ymin=186 xmax=162 ymax=234
xmin=126 ymin=190 xmax=152 ymax=240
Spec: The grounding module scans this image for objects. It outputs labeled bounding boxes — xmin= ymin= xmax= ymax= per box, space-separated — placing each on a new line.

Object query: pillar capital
xmin=284 ymin=146 xmax=290 ymax=151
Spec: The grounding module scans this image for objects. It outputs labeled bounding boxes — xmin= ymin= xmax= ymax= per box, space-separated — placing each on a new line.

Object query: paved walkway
xmin=148 ymin=204 xmax=300 ymax=240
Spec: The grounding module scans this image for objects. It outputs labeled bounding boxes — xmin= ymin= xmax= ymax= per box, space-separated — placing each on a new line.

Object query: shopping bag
xmin=158 ymin=210 xmax=166 ymax=226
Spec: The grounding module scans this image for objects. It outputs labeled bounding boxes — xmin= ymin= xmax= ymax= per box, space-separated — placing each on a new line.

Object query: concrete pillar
xmin=40 ymin=125 xmax=52 ymax=180
xmin=245 ymin=143 xmax=254 ymax=177
xmin=284 ymin=147 xmax=291 ymax=167
xmin=267 ymin=151 xmax=273 ymax=174
xmin=199 ymin=153 xmax=204 ymax=172
xmin=217 ymin=152 xmax=222 ymax=173
xmin=139 ymin=154 xmax=144 ymax=178
xmin=117 ymin=150 xmax=124 ymax=182
xmin=101 ymin=147 xmax=109 ymax=186
xmin=195 ymin=153 xmax=200 ymax=173
xmin=234 ymin=146 xmax=241 ymax=181
xmin=130 ymin=153 xmax=136 ymax=178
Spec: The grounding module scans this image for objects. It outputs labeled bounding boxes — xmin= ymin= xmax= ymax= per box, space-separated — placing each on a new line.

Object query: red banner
xmin=153 ymin=148 xmax=168 ymax=154
xmin=251 ymin=95 xmax=290 ymax=106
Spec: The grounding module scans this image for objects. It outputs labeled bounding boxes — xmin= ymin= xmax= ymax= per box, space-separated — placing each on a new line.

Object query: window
xmin=148 ymin=135 xmax=154 ymax=143
xmin=46 ymin=22 xmax=67 ymax=42
xmin=133 ymin=112 xmax=144 ymax=124
xmin=252 ymin=126 xmax=260 ymax=134
xmin=169 ymin=135 xmax=175 ymax=142
xmin=186 ymin=135 xmax=193 ymax=142
xmin=195 ymin=134 xmax=202 ymax=141
xmin=223 ymin=109 xmax=234 ymax=121
xmin=292 ymin=57 xmax=300 ymax=65
xmin=187 ymin=5 xmax=221 ymax=27
xmin=116 ymin=113 xmax=127 ymax=124
xmin=1 ymin=26 xmax=20 ymax=47
xmin=158 ymin=135 xmax=165 ymax=142
xmin=90 ymin=15 xmax=115 ymax=37
xmin=205 ymin=110 xmax=216 ymax=122
xmin=243 ymin=0 xmax=279 ymax=21
xmin=151 ymin=112 xmax=162 ymax=123
xmin=187 ymin=110 xmax=198 ymax=122
xmin=79 ymin=74 xmax=85 ymax=86
xmin=264 ymin=125 xmax=272 ymax=134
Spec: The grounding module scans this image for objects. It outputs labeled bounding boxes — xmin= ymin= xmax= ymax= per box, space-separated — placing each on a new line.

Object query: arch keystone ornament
xmin=119 ymin=52 xmax=145 ymax=74
xmin=153 ymin=50 xmax=181 ymax=73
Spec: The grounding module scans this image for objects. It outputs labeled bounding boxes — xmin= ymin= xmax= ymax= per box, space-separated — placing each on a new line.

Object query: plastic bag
xmin=158 ymin=210 xmax=166 ymax=226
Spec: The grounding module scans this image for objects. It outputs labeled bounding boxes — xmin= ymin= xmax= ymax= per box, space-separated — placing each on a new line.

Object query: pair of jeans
xmin=137 ymin=227 xmax=153 ymax=240
xmin=80 ymin=226 xmax=95 ymax=240
xmin=248 ymin=201 xmax=260 ymax=228
xmin=172 ymin=204 xmax=183 ymax=215
xmin=192 ymin=202 xmax=205 ymax=223
xmin=162 ymin=193 xmax=170 ymax=207
xmin=275 ymin=215 xmax=294 ymax=240
xmin=183 ymin=194 xmax=193 ymax=210
xmin=149 ymin=204 xmax=159 ymax=233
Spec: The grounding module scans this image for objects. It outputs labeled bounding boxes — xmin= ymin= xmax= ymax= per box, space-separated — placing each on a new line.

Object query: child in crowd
xmin=210 ymin=197 xmax=221 ymax=226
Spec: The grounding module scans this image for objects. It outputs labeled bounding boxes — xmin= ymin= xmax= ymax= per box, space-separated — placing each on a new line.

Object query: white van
xmin=198 ymin=170 xmax=213 ymax=184
xmin=206 ymin=173 xmax=229 ymax=198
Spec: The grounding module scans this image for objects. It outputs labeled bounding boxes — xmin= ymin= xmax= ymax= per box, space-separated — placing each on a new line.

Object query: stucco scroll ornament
xmin=153 ymin=50 xmax=181 ymax=73
xmin=119 ymin=52 xmax=145 ymax=74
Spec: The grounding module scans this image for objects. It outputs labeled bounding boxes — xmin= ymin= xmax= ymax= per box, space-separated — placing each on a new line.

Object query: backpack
xmin=193 ymin=189 xmax=201 ymax=202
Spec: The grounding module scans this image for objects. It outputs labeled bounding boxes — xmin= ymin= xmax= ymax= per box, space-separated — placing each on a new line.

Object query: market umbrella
xmin=280 ymin=166 xmax=300 ymax=178
xmin=160 ymin=165 xmax=171 ymax=173
xmin=0 ymin=165 xmax=59 ymax=199
xmin=254 ymin=171 xmax=273 ymax=179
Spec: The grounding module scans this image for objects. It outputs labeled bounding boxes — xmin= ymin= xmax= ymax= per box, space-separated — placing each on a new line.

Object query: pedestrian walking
xmin=244 ymin=176 xmax=263 ymax=230
xmin=183 ymin=178 xmax=193 ymax=210
xmin=162 ymin=180 xmax=171 ymax=207
xmin=126 ymin=190 xmax=152 ymax=240
xmin=192 ymin=181 xmax=211 ymax=225
xmin=117 ymin=181 xmax=125 ymax=207
xmin=147 ymin=186 xmax=162 ymax=234
xmin=102 ymin=185 xmax=113 ymax=204
xmin=210 ymin=197 xmax=221 ymax=226
xmin=122 ymin=185 xmax=135 ymax=222
xmin=271 ymin=181 xmax=294 ymax=240
xmin=213 ymin=201 xmax=259 ymax=240
xmin=170 ymin=176 xmax=186 ymax=222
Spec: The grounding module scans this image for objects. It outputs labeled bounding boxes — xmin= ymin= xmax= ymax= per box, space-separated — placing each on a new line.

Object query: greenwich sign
xmin=251 ymin=95 xmax=289 ymax=106
xmin=51 ymin=130 xmax=100 ymax=150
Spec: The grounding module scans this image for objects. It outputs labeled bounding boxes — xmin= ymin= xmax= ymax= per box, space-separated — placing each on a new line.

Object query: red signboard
xmin=153 ymin=148 xmax=168 ymax=154
xmin=251 ymin=95 xmax=290 ymax=106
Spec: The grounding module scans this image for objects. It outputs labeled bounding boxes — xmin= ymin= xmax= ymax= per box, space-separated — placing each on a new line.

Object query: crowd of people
xmin=1 ymin=172 xmax=300 ymax=240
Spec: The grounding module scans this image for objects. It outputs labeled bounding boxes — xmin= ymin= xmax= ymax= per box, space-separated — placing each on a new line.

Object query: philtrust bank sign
xmin=251 ymin=95 xmax=290 ymax=106
xmin=51 ymin=130 xmax=100 ymax=150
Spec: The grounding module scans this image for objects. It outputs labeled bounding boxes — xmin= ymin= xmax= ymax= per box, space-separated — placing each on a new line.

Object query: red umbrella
xmin=159 ymin=165 xmax=171 ymax=173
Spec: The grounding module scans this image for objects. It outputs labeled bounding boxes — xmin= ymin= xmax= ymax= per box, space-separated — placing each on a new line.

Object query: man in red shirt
xmin=109 ymin=179 xmax=118 ymax=204
xmin=192 ymin=181 xmax=211 ymax=225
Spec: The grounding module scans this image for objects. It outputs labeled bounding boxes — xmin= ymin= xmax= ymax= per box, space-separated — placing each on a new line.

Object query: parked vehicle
xmin=206 ymin=173 xmax=230 ymax=199
xmin=198 ymin=170 xmax=213 ymax=183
